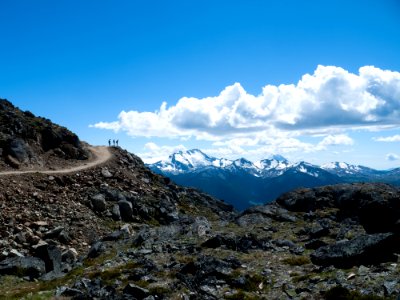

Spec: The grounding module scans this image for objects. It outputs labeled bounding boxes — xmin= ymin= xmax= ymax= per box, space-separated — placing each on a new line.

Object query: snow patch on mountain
xmin=148 ymin=149 xmax=396 ymax=180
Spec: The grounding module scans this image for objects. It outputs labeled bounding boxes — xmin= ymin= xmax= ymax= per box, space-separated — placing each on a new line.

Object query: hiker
xmin=108 ymin=139 xmax=111 ymax=147
xmin=113 ymin=139 xmax=115 ymax=146
xmin=116 ymin=139 xmax=119 ymax=147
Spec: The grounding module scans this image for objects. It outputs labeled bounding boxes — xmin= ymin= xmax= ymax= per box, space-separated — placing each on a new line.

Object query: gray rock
xmin=56 ymin=287 xmax=84 ymax=297
xmin=87 ymin=241 xmax=105 ymax=259
xmin=91 ymin=194 xmax=107 ymax=212
xmin=236 ymin=213 xmax=272 ymax=227
xmin=123 ymin=283 xmax=150 ymax=299
xmin=101 ymin=168 xmax=113 ymax=178
xmin=43 ymin=226 xmax=64 ymax=239
xmin=242 ymin=204 xmax=297 ymax=222
xmin=118 ymin=200 xmax=133 ymax=221
xmin=311 ymin=232 xmax=400 ymax=268
xmin=192 ymin=216 xmax=211 ymax=236
xmin=61 ymin=248 xmax=78 ymax=264
xmin=384 ymin=280 xmax=398 ymax=296
xmin=0 ymin=256 xmax=46 ymax=278
xmin=58 ymin=230 xmax=71 ymax=244
xmin=7 ymin=138 xmax=33 ymax=163
xmin=358 ymin=265 xmax=370 ymax=276
xmin=9 ymin=249 xmax=24 ymax=257
xmin=111 ymin=204 xmax=121 ymax=220
xmin=33 ymin=242 xmax=62 ymax=273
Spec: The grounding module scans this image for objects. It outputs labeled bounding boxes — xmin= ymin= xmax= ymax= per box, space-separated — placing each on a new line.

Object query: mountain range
xmin=148 ymin=149 xmax=400 ymax=210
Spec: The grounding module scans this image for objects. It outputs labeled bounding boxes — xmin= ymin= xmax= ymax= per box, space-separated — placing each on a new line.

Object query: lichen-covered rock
xmin=310 ymin=232 xmax=400 ymax=268
xmin=0 ymin=256 xmax=46 ymax=278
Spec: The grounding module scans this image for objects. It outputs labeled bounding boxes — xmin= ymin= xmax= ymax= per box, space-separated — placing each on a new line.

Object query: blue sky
xmin=1 ymin=0 xmax=400 ymax=169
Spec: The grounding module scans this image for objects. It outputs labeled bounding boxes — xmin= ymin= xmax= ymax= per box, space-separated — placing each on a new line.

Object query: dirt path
xmin=0 ymin=146 xmax=112 ymax=176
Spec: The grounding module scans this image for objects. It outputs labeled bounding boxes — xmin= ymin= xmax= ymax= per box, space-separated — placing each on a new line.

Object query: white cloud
xmin=318 ymin=134 xmax=354 ymax=148
xmin=386 ymin=153 xmax=399 ymax=161
xmin=92 ymin=65 xmax=400 ymax=142
xmin=138 ymin=143 xmax=187 ymax=163
xmin=374 ymin=134 xmax=400 ymax=142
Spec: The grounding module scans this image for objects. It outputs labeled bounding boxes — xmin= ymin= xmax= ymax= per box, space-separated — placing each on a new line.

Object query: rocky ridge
xmin=0 ymin=99 xmax=89 ymax=170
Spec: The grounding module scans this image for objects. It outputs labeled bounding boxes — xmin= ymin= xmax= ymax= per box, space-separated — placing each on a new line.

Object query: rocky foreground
xmin=0 ymin=99 xmax=400 ymax=299
xmin=0 ymin=144 xmax=399 ymax=299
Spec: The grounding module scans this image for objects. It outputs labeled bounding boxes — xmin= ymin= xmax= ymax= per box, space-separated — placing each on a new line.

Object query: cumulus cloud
xmin=386 ymin=153 xmax=399 ymax=161
xmin=138 ymin=143 xmax=187 ymax=163
xmin=92 ymin=65 xmax=400 ymax=142
xmin=374 ymin=134 xmax=400 ymax=142
xmin=318 ymin=134 xmax=354 ymax=148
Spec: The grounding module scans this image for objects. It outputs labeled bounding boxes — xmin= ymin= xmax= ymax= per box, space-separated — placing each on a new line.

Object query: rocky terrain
xmin=0 ymin=99 xmax=89 ymax=170
xmin=0 ymin=100 xmax=399 ymax=299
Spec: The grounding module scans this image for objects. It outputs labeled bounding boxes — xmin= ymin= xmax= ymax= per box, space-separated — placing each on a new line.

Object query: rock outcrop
xmin=0 ymin=99 xmax=89 ymax=169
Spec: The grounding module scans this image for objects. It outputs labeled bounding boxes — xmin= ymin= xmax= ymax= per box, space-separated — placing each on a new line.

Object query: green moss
xmin=88 ymin=261 xmax=138 ymax=285
xmin=149 ymin=285 xmax=170 ymax=296
xmin=20 ymin=291 xmax=55 ymax=300
xmin=292 ymin=274 xmax=312 ymax=283
xmin=242 ymin=274 xmax=266 ymax=292
xmin=225 ymin=291 xmax=261 ymax=300
xmin=282 ymin=256 xmax=311 ymax=266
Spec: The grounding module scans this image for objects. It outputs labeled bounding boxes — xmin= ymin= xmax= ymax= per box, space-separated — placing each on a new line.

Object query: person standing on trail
xmin=108 ymin=139 xmax=111 ymax=147
xmin=113 ymin=139 xmax=115 ymax=147
xmin=116 ymin=140 xmax=119 ymax=147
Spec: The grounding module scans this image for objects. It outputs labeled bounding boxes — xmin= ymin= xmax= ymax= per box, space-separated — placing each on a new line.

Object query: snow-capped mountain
xmin=150 ymin=149 xmax=218 ymax=174
xmin=149 ymin=149 xmax=342 ymax=179
xmin=322 ymin=162 xmax=373 ymax=176
xmin=147 ymin=149 xmax=400 ymax=211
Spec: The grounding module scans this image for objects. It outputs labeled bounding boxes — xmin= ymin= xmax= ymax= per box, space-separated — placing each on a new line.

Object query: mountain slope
xmin=149 ymin=150 xmax=347 ymax=210
xmin=0 ymin=99 xmax=89 ymax=170
xmin=149 ymin=149 xmax=400 ymax=210
xmin=1 ymin=100 xmax=399 ymax=299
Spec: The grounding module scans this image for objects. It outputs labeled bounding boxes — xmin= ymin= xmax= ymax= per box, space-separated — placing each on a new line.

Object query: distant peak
xmin=234 ymin=157 xmax=252 ymax=163
xmin=269 ymin=154 xmax=287 ymax=162
xmin=187 ymin=148 xmax=206 ymax=155
xmin=322 ymin=162 xmax=351 ymax=169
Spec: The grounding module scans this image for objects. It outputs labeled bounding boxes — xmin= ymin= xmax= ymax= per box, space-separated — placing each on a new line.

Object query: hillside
xmin=0 ymin=99 xmax=89 ymax=170
xmin=0 ymin=100 xmax=399 ymax=299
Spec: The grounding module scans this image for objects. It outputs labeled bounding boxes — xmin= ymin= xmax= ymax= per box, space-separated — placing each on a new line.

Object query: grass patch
xmin=225 ymin=290 xmax=263 ymax=300
xmin=282 ymin=256 xmax=311 ymax=266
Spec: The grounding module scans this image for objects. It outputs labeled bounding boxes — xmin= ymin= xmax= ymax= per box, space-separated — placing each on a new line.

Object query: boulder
xmin=118 ymin=200 xmax=133 ymax=221
xmin=87 ymin=241 xmax=106 ymax=259
xmin=236 ymin=213 xmax=272 ymax=227
xmin=191 ymin=216 xmax=211 ymax=236
xmin=0 ymin=256 xmax=46 ymax=278
xmin=310 ymin=233 xmax=400 ymax=268
xmin=43 ymin=226 xmax=64 ymax=239
xmin=241 ymin=204 xmax=297 ymax=222
xmin=7 ymin=138 xmax=33 ymax=163
xmin=111 ymin=204 xmax=121 ymax=220
xmin=91 ymin=194 xmax=107 ymax=212
xmin=123 ymin=283 xmax=150 ymax=299
xmin=61 ymin=248 xmax=78 ymax=264
xmin=276 ymin=183 xmax=400 ymax=234
xmin=33 ymin=242 xmax=62 ymax=273
xmin=101 ymin=168 xmax=113 ymax=178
